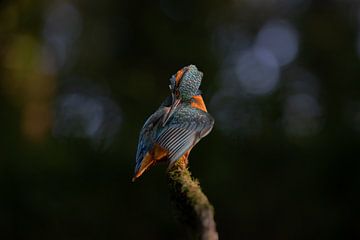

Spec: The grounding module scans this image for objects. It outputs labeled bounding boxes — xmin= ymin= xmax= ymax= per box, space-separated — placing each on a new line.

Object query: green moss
xmin=167 ymin=160 xmax=218 ymax=240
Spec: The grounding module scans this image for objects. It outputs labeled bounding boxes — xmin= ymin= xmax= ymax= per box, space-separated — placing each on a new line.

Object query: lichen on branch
xmin=167 ymin=159 xmax=218 ymax=240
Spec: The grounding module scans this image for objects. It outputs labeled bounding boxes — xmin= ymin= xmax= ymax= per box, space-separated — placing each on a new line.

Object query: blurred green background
xmin=1 ymin=0 xmax=359 ymax=239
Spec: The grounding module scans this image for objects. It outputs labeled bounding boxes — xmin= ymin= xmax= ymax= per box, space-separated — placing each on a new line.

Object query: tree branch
xmin=167 ymin=159 xmax=218 ymax=240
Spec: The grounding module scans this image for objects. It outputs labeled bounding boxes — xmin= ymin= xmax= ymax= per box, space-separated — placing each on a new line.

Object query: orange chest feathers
xmin=191 ymin=95 xmax=208 ymax=112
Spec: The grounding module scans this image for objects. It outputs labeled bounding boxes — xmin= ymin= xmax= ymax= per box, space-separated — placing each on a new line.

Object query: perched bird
xmin=132 ymin=65 xmax=214 ymax=181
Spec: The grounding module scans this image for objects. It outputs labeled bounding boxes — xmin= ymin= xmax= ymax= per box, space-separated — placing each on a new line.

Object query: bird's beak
xmin=162 ymin=94 xmax=181 ymax=127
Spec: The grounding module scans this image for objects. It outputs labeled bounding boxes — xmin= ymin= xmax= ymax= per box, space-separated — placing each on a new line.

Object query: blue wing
xmin=154 ymin=106 xmax=214 ymax=163
xmin=134 ymin=106 xmax=168 ymax=173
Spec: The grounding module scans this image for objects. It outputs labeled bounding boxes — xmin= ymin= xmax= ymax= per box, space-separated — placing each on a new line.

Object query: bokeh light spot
xmin=43 ymin=1 xmax=82 ymax=69
xmin=255 ymin=19 xmax=299 ymax=66
xmin=235 ymin=47 xmax=280 ymax=95
xmin=53 ymin=84 xmax=122 ymax=146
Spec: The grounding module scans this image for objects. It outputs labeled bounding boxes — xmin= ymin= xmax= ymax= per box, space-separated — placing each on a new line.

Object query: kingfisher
xmin=132 ymin=65 xmax=214 ymax=181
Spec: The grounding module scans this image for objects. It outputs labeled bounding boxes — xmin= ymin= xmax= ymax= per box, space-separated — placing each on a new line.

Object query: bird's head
xmin=169 ymin=64 xmax=203 ymax=101
xmin=163 ymin=65 xmax=203 ymax=126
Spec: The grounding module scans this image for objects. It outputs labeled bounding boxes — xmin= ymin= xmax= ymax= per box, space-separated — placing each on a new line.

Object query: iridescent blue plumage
xmin=133 ymin=65 xmax=214 ymax=181
xmin=178 ymin=65 xmax=203 ymax=100
xmin=155 ymin=104 xmax=214 ymax=163
xmin=134 ymin=97 xmax=172 ymax=174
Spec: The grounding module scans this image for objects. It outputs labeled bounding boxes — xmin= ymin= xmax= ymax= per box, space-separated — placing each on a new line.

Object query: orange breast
xmin=191 ymin=95 xmax=208 ymax=112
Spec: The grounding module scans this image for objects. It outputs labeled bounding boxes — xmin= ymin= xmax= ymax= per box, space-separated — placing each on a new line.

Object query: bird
xmin=132 ymin=65 xmax=214 ymax=182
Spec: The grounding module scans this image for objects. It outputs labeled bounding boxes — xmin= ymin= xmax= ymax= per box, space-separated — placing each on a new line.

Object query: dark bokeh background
xmin=1 ymin=0 xmax=360 ymax=239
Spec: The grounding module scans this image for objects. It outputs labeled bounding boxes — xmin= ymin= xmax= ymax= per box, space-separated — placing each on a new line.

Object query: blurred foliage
xmin=0 ymin=0 xmax=360 ymax=239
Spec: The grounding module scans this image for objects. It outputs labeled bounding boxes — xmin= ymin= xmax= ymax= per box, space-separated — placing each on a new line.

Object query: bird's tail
xmin=132 ymin=144 xmax=168 ymax=182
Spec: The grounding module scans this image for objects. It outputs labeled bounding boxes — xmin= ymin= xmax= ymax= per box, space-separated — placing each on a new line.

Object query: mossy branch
xmin=167 ymin=159 xmax=218 ymax=240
